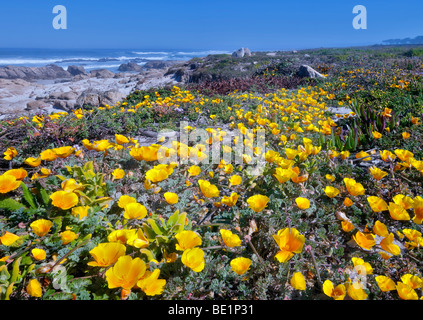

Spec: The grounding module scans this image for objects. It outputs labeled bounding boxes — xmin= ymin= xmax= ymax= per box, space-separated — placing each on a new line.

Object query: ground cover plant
xmin=1 ymin=46 xmax=423 ymax=300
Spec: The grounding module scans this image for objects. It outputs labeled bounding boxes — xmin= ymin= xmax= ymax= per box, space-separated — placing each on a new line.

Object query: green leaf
xmin=0 ymin=198 xmax=25 ymax=211
xmin=21 ymin=182 xmax=36 ymax=209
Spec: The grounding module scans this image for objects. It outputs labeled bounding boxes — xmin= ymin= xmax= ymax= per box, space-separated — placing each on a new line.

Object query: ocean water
xmin=0 ymin=48 xmax=231 ymax=73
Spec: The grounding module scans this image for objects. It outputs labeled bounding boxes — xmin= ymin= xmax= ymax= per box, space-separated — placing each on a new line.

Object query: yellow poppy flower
xmin=230 ymin=257 xmax=252 ymax=276
xmin=0 ymin=231 xmax=20 ymax=246
xmin=324 ymin=186 xmax=340 ymax=198
xmin=396 ymin=282 xmax=419 ymax=300
xmin=247 ymin=194 xmax=269 ymax=213
xmin=175 ymin=230 xmax=202 ymax=251
xmin=229 ymin=175 xmax=242 ymax=186
xmin=352 ymin=231 xmax=376 ymax=250
xmin=273 ymin=228 xmax=305 ymax=263
xmin=31 ymin=248 xmax=47 ymax=261
xmin=112 ymin=168 xmax=125 ymax=180
xmin=26 ymin=279 xmax=42 ymax=298
xmin=60 ymin=230 xmax=79 ymax=245
xmin=50 ymin=190 xmax=79 ymax=210
xmin=369 ymin=166 xmax=388 ymax=181
xmin=198 ymin=179 xmax=219 ymax=198
xmin=71 ymin=206 xmax=90 ymax=220
xmin=164 ymin=192 xmax=179 ymax=205
xmin=181 ymin=247 xmax=205 ymax=272
xmin=123 ymin=202 xmax=147 ymax=220
xmin=367 ymin=196 xmax=388 ymax=212
xmin=0 ymin=174 xmax=21 ymax=194
xmin=105 ymin=255 xmax=146 ymax=290
xmin=137 ymin=269 xmax=166 ymax=296
xmin=344 ymin=178 xmax=365 ymax=196
xmin=221 ymin=192 xmax=239 ymax=207
xmin=30 ymin=219 xmax=53 ymax=237
xmin=375 ymin=275 xmax=396 ymax=292
xmin=290 ymin=272 xmax=306 ymax=290
xmin=373 ymin=220 xmax=389 ymax=237
xmin=3 ymin=147 xmax=17 ymax=160
xmin=295 ymin=197 xmax=310 ymax=210
xmin=322 ymin=280 xmax=346 ymax=300
xmin=388 ymin=202 xmax=411 ymax=221
xmin=220 ymin=229 xmax=241 ymax=247
xmin=87 ymin=242 xmax=126 ymax=267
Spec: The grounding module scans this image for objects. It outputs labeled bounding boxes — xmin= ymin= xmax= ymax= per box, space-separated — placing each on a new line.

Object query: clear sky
xmin=0 ymin=0 xmax=422 ymax=51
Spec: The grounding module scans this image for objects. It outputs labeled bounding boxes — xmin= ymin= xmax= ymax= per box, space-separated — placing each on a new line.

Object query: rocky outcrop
xmin=89 ymin=69 xmax=115 ymax=79
xmin=297 ymin=65 xmax=325 ymax=79
xmin=143 ymin=60 xmax=183 ymax=70
xmin=0 ymin=64 xmax=72 ymax=80
xmin=118 ymin=62 xmax=143 ymax=72
xmin=76 ymin=89 xmax=126 ymax=108
xmin=232 ymin=48 xmax=252 ymax=58
xmin=67 ymin=65 xmax=87 ymax=76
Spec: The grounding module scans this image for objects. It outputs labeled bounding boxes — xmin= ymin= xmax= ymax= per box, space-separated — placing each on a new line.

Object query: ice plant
xmin=247 ymin=194 xmax=269 ymax=212
xmin=87 ymin=242 xmax=126 ymax=267
xmin=105 ymin=255 xmax=147 ymax=290
xmin=273 ymin=228 xmax=305 ymax=263
xmin=181 ymin=247 xmax=205 ymax=272
xmin=175 ymin=230 xmax=202 ymax=251
xmin=290 ymin=272 xmax=306 ymax=290
xmin=50 ymin=190 xmax=79 ymax=210
xmin=220 ymin=229 xmax=241 ymax=247
xmin=30 ymin=219 xmax=53 ymax=237
xmin=230 ymin=257 xmax=252 ymax=275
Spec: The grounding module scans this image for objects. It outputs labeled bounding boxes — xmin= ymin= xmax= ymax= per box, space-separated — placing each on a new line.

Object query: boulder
xmin=89 ymin=69 xmax=115 ymax=79
xmin=67 ymin=65 xmax=87 ymax=76
xmin=143 ymin=60 xmax=183 ymax=70
xmin=76 ymin=89 xmax=125 ymax=107
xmin=26 ymin=100 xmax=49 ymax=111
xmin=0 ymin=64 xmax=72 ymax=80
xmin=232 ymin=48 xmax=252 ymax=58
xmin=118 ymin=62 xmax=143 ymax=72
xmin=297 ymin=65 xmax=325 ymax=79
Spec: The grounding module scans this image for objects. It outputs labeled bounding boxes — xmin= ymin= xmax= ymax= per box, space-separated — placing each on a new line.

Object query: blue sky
xmin=0 ymin=0 xmax=422 ymax=51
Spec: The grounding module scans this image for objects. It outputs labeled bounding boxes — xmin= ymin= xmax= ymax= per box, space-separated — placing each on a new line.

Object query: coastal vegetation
xmin=1 ymin=45 xmax=423 ymax=300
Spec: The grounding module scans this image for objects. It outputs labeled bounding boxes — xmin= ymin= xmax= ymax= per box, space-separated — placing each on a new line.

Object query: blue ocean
xmin=0 ymin=48 xmax=231 ymax=72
